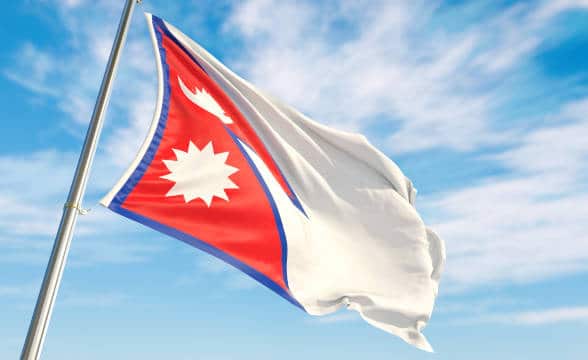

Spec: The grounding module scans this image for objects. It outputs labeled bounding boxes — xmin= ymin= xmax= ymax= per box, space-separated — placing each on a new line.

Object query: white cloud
xmin=197 ymin=255 xmax=231 ymax=274
xmin=3 ymin=43 xmax=58 ymax=96
xmin=532 ymin=0 xmax=588 ymax=21
xmin=46 ymin=0 xmax=86 ymax=9
xmin=427 ymin=96 xmax=588 ymax=290
xmin=0 ymin=150 xmax=132 ymax=236
xmin=458 ymin=306 xmax=588 ymax=325
xmin=224 ymin=273 xmax=258 ymax=290
xmin=435 ymin=297 xmax=527 ymax=316
xmin=510 ymin=306 xmax=588 ymax=325
xmin=4 ymin=0 xmax=588 ymax=294
xmin=5 ymin=1 xmax=156 ymax=132
xmin=0 ymin=151 xmax=74 ymax=238
xmin=0 ymin=150 xmax=163 ymax=266
xmin=0 ymin=284 xmax=33 ymax=298
xmin=226 ymin=0 xmax=588 ymax=153
xmin=59 ymin=292 xmax=129 ymax=308
xmin=495 ymin=98 xmax=588 ymax=179
xmin=175 ymin=255 xmax=259 ymax=291
xmin=0 ymin=1 xmax=163 ymax=266
xmin=221 ymin=0 xmax=588 ymax=291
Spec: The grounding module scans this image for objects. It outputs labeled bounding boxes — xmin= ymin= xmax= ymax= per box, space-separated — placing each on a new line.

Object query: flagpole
xmin=20 ymin=1 xmax=141 ymax=359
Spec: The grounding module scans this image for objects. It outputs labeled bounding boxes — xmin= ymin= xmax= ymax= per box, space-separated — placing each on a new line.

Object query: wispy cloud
xmin=59 ymin=291 xmax=130 ymax=308
xmin=509 ymin=306 xmax=588 ymax=325
xmin=5 ymin=0 xmax=157 ymax=137
xmin=428 ymin=96 xmax=588 ymax=290
xmin=0 ymin=151 xmax=75 ymax=240
xmin=0 ymin=286 xmax=22 ymax=297
xmin=456 ymin=306 xmax=588 ymax=325
xmin=226 ymin=0 xmax=588 ymax=153
xmin=3 ymin=0 xmax=588 ymax=295
xmin=0 ymin=150 xmax=164 ymax=266
xmin=3 ymin=43 xmax=58 ymax=96
xmin=3 ymin=3 xmax=587 ymax=357
xmin=0 ymin=283 xmax=37 ymax=298
xmin=0 ymin=0 xmax=168 ymax=267
xmin=175 ymin=255 xmax=259 ymax=291
xmin=224 ymin=0 xmax=588 ymax=292
xmin=435 ymin=297 xmax=528 ymax=316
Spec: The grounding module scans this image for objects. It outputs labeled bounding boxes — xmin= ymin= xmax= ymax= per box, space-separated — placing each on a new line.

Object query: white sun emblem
xmin=161 ymin=141 xmax=239 ymax=206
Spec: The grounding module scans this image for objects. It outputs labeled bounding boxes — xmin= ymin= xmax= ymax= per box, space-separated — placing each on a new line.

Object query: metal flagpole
xmin=20 ymin=1 xmax=142 ymax=359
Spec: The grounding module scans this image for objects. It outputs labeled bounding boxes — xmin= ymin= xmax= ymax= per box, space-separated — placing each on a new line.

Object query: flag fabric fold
xmin=101 ymin=13 xmax=445 ymax=351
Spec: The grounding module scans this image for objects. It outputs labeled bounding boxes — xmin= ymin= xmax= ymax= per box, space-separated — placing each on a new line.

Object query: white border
xmin=100 ymin=13 xmax=165 ymax=207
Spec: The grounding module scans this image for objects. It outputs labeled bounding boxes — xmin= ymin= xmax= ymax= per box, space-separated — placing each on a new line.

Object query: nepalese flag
xmin=101 ymin=13 xmax=445 ymax=351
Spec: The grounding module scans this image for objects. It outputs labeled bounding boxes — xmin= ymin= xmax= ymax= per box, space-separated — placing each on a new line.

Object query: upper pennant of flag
xmin=103 ymin=15 xmax=306 ymax=312
xmin=177 ymin=71 xmax=306 ymax=216
xmin=161 ymin=141 xmax=239 ymax=206
xmin=178 ymin=75 xmax=233 ymax=124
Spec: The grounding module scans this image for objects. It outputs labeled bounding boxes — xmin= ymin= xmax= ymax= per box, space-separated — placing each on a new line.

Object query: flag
xmin=101 ymin=13 xmax=445 ymax=351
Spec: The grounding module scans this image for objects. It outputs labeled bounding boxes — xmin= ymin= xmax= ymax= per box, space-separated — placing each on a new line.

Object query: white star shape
xmin=160 ymin=141 xmax=239 ymax=206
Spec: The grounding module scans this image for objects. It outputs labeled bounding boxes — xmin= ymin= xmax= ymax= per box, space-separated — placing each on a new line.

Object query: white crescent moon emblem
xmin=178 ymin=75 xmax=233 ymax=124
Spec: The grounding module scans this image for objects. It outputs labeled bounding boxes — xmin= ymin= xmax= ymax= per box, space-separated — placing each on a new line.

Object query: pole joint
xmin=63 ymin=202 xmax=90 ymax=215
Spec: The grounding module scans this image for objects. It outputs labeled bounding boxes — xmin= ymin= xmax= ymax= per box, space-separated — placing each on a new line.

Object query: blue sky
xmin=1 ymin=0 xmax=588 ymax=358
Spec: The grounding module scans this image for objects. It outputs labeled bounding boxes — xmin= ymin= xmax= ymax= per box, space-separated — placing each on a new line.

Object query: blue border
xmin=152 ymin=15 xmax=307 ymax=217
xmin=153 ymin=16 xmax=208 ymax=74
xmin=226 ymin=128 xmax=291 ymax=290
xmin=107 ymin=16 xmax=304 ymax=311
xmin=113 ymin=17 xmax=171 ymax=206
xmin=108 ymin=203 xmax=303 ymax=310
